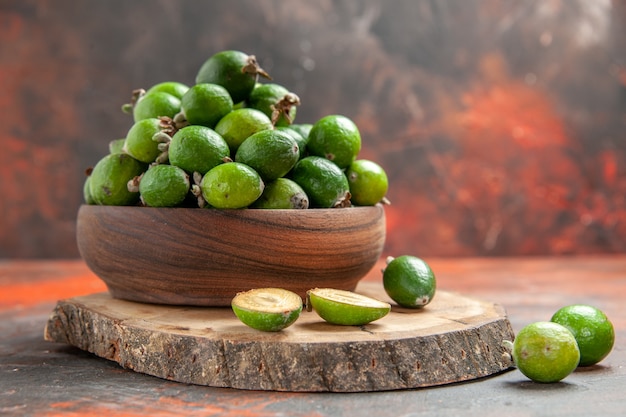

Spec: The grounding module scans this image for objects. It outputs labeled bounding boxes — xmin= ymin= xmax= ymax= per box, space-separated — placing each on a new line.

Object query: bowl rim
xmin=77 ymin=203 xmax=386 ymax=218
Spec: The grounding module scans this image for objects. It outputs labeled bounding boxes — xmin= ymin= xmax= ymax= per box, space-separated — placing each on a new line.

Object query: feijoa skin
xmin=108 ymin=138 xmax=126 ymax=154
xmin=289 ymin=123 xmax=313 ymax=141
xmin=89 ymin=152 xmax=146 ymax=206
xmin=146 ymin=81 xmax=189 ymax=99
xmin=200 ymin=162 xmax=264 ymax=209
xmin=551 ymin=304 xmax=615 ymax=366
xmin=235 ymin=129 xmax=299 ymax=182
xmin=306 ymin=288 xmax=390 ymax=326
xmin=383 ymin=256 xmax=436 ymax=309
xmin=510 ymin=321 xmax=580 ymax=383
xmin=83 ymin=175 xmax=96 ymax=205
xmin=251 ymin=178 xmax=309 ymax=209
xmin=275 ymin=126 xmax=308 ymax=159
xmin=346 ymin=159 xmax=389 ymax=206
xmin=196 ymin=50 xmax=270 ymax=104
xmin=308 ymin=115 xmax=361 ymax=169
xmin=214 ymin=108 xmax=273 ymax=153
xmin=132 ymin=91 xmax=181 ymax=122
xmin=290 ymin=156 xmax=351 ymax=208
xmin=123 ymin=118 xmax=164 ymax=164
xmin=138 ymin=164 xmax=190 ymax=207
xmin=181 ymin=83 xmax=233 ymax=128
xmin=168 ymin=125 xmax=231 ymax=175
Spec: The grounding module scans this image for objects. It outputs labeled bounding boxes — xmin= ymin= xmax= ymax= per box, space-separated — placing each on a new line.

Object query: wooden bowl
xmin=76 ymin=204 xmax=386 ymax=306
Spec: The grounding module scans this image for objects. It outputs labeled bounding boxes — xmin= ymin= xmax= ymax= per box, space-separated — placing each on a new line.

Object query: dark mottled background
xmin=2 ymin=0 xmax=625 ymax=258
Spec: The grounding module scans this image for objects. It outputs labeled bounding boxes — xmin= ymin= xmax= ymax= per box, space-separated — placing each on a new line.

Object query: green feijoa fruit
xmin=214 ymin=108 xmax=273 ymax=153
xmin=138 ymin=164 xmax=190 ymax=207
xmin=290 ymin=156 xmax=351 ymax=208
xmin=382 ymin=255 xmax=436 ymax=309
xmin=275 ymin=126 xmax=308 ymax=159
xmin=306 ymin=288 xmax=390 ymax=326
xmin=235 ymin=129 xmax=299 ymax=182
xmin=83 ymin=175 xmax=96 ymax=205
xmin=308 ymin=115 xmax=361 ymax=169
xmin=123 ymin=118 xmax=164 ymax=163
xmin=181 ymin=83 xmax=233 ymax=128
xmin=551 ymin=304 xmax=615 ymax=367
xmin=139 ymin=165 xmax=190 ymax=207
xmin=251 ymin=178 xmax=309 ymax=209
xmin=231 ymin=288 xmax=302 ymax=332
xmin=346 ymin=159 xmax=389 ymax=206
xmin=196 ymin=50 xmax=271 ymax=104
xmin=89 ymin=152 xmax=146 ymax=206
xmin=200 ymin=162 xmax=264 ymax=209
xmin=247 ymin=83 xmax=300 ymax=126
xmin=108 ymin=138 xmax=126 ymax=154
xmin=289 ymin=123 xmax=313 ymax=141
xmin=508 ymin=321 xmax=580 ymax=383
xmin=168 ymin=125 xmax=231 ymax=175
xmin=133 ymin=91 xmax=181 ymax=122
xmin=146 ymin=81 xmax=189 ymax=99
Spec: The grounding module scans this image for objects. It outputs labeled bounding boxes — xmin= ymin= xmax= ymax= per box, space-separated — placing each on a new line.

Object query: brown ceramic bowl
xmin=76 ymin=204 xmax=386 ymax=306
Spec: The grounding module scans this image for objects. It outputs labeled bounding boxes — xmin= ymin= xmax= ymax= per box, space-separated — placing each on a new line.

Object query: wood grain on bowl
xmin=76 ymin=205 xmax=386 ymax=306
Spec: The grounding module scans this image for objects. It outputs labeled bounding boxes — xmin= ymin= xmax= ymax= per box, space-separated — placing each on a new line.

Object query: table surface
xmin=1 ymin=256 xmax=625 ymax=416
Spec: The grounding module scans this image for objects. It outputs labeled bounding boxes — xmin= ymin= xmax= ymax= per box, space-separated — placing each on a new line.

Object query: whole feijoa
xmin=510 ymin=321 xmax=580 ymax=383
xmin=251 ymin=178 xmax=309 ymax=209
xmin=290 ymin=156 xmax=351 ymax=208
xmin=181 ymin=83 xmax=233 ymax=128
xmin=138 ymin=164 xmax=190 ymax=207
xmin=123 ymin=118 xmax=164 ymax=164
xmin=307 ymin=115 xmax=361 ymax=169
xmin=551 ymin=304 xmax=615 ymax=366
xmin=346 ymin=159 xmax=389 ymax=206
xmin=196 ymin=50 xmax=271 ymax=104
xmin=200 ymin=162 xmax=264 ymax=209
xmin=214 ymin=108 xmax=273 ymax=153
xmin=89 ymin=152 xmax=146 ymax=206
xmin=168 ymin=125 xmax=231 ymax=175
xmin=133 ymin=91 xmax=181 ymax=122
xmin=382 ymin=255 xmax=436 ymax=309
xmin=146 ymin=81 xmax=189 ymax=99
xmin=235 ymin=129 xmax=299 ymax=182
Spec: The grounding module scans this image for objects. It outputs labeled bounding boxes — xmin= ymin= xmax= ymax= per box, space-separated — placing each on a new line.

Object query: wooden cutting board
xmin=44 ymin=282 xmax=515 ymax=392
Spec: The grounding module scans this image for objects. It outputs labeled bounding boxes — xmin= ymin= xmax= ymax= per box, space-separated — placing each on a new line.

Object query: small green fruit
xmin=89 ymin=153 xmax=146 ymax=206
xmin=306 ymin=288 xmax=390 ymax=326
xmin=138 ymin=164 xmax=190 ymax=207
xmin=231 ymin=288 xmax=302 ymax=332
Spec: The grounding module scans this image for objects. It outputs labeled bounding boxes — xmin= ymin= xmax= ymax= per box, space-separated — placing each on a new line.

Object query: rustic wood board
xmin=44 ymin=282 xmax=515 ymax=392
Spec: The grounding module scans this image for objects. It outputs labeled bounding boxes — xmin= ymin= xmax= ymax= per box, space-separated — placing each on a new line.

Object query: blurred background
xmin=1 ymin=0 xmax=625 ymax=259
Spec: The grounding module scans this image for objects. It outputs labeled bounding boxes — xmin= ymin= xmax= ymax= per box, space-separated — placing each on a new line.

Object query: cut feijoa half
xmin=306 ymin=288 xmax=391 ymax=326
xmin=231 ymin=288 xmax=303 ymax=332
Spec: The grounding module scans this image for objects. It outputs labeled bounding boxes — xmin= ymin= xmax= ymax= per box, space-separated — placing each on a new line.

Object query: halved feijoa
xmin=306 ymin=288 xmax=390 ymax=326
xmin=231 ymin=288 xmax=303 ymax=332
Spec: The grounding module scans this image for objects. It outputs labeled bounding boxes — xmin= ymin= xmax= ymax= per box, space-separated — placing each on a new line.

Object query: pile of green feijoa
xmin=83 ymin=50 xmax=390 ymax=209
